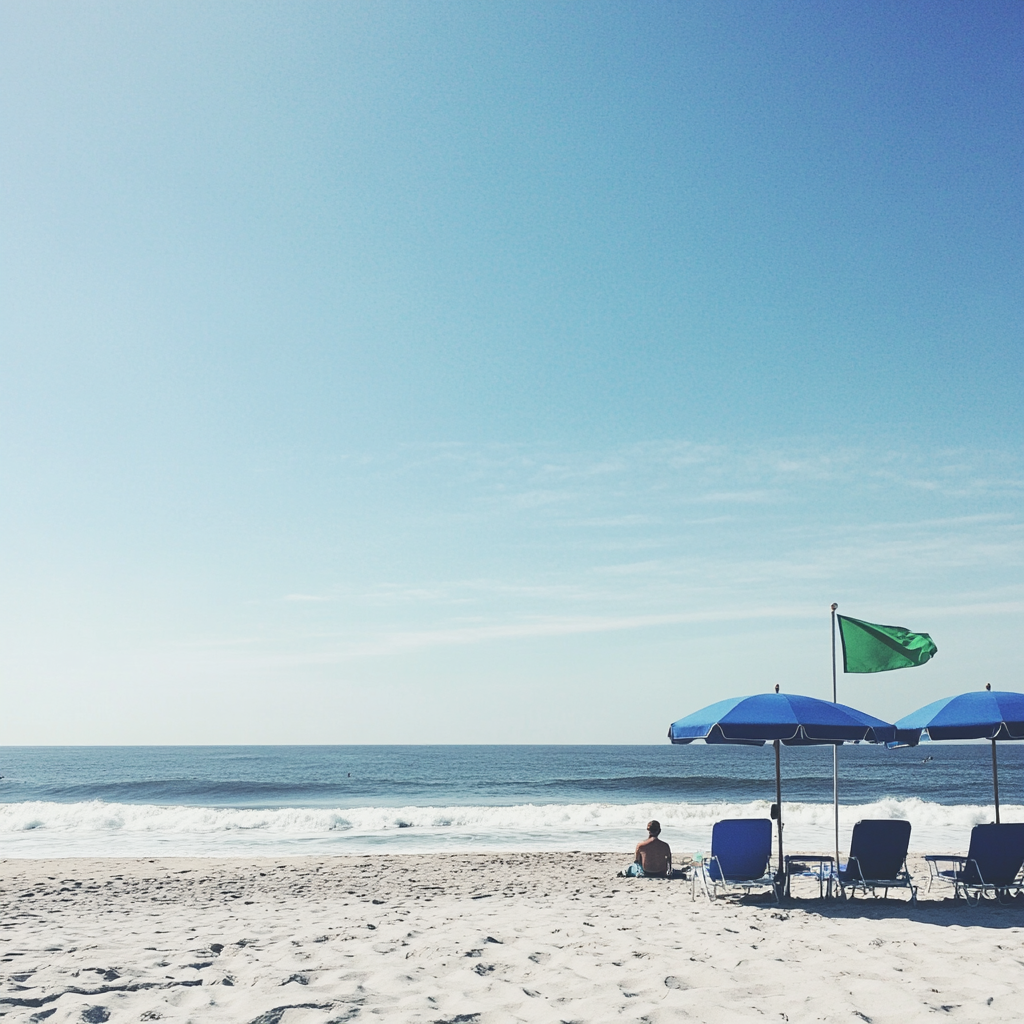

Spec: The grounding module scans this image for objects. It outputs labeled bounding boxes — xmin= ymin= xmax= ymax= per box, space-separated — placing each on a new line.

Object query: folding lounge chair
xmin=924 ymin=823 xmax=1024 ymax=906
xmin=697 ymin=818 xmax=777 ymax=902
xmin=837 ymin=819 xmax=917 ymax=904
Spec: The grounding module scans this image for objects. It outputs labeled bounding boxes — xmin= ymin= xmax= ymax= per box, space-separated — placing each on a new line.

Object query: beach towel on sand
xmin=618 ymin=864 xmax=689 ymax=878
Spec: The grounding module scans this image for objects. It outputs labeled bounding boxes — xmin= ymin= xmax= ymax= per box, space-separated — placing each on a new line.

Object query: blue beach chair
xmin=837 ymin=819 xmax=917 ymax=904
xmin=924 ymin=823 xmax=1024 ymax=906
xmin=697 ymin=819 xmax=777 ymax=902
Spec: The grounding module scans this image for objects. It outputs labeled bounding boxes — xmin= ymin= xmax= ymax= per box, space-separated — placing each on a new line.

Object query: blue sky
xmin=1 ymin=1 xmax=1021 ymax=743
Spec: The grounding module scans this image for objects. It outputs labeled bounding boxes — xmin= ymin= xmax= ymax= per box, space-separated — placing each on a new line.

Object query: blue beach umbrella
xmin=894 ymin=687 xmax=1024 ymax=823
xmin=668 ymin=691 xmax=897 ymax=882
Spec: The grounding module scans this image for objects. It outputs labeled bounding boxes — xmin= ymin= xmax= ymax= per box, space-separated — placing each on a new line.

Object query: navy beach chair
xmin=697 ymin=818 xmax=777 ymax=902
xmin=837 ymin=819 xmax=917 ymax=904
xmin=924 ymin=823 xmax=1024 ymax=905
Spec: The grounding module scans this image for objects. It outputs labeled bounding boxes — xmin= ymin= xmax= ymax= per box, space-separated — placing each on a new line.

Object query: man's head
xmin=647 ymin=820 xmax=661 ymax=837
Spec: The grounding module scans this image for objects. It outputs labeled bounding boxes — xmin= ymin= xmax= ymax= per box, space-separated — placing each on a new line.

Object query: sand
xmin=1 ymin=852 xmax=1022 ymax=1023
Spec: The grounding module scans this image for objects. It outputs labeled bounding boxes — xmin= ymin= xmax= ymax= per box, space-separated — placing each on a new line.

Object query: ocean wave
xmin=0 ymin=774 xmax=845 ymax=804
xmin=0 ymin=798 xmax=1018 ymax=858
xmin=3 ymin=778 xmax=458 ymax=804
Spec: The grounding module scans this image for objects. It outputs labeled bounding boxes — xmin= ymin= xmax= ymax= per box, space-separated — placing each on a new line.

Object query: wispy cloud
xmin=330 ymin=605 xmax=816 ymax=657
xmin=218 ymin=439 xmax=1024 ymax=666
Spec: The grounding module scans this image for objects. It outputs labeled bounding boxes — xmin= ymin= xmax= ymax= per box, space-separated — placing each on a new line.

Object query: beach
xmin=3 ymin=852 xmax=1022 ymax=1024
xmin=5 ymin=1 xmax=1021 ymax=1020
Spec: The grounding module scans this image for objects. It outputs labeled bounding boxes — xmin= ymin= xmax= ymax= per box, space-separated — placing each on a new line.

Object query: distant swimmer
xmin=921 ymin=756 xmax=934 ymax=763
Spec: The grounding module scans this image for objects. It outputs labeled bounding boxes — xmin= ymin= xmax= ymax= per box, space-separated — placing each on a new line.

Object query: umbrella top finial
xmin=774 ymin=683 xmax=780 ymax=693
xmin=986 ymin=682 xmax=992 ymax=691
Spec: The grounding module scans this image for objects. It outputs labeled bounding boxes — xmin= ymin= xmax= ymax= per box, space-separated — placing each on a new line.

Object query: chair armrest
xmin=924 ymin=855 xmax=966 ymax=863
xmin=843 ymin=856 xmax=866 ymax=883
xmin=966 ymin=858 xmax=985 ymax=885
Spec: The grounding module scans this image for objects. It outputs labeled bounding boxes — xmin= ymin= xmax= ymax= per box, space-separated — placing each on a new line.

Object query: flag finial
xmin=831 ymin=603 xmax=838 ymax=611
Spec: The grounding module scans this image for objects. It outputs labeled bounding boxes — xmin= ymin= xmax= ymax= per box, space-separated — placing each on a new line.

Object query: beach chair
xmin=696 ymin=818 xmax=777 ymax=902
xmin=924 ymin=823 xmax=1024 ymax=906
xmin=837 ymin=819 xmax=917 ymax=904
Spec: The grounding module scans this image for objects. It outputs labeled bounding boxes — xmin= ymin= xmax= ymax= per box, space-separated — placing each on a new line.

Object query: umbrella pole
xmin=774 ymin=738 xmax=784 ymax=882
xmin=991 ymin=739 xmax=1000 ymax=824
xmin=831 ymin=603 xmax=840 ymax=877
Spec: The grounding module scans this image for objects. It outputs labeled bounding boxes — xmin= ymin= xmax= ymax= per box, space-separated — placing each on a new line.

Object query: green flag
xmin=837 ymin=614 xmax=937 ymax=673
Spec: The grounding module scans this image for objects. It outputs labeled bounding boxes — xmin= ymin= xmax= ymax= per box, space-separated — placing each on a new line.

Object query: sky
xmin=1 ymin=1 xmax=1021 ymax=744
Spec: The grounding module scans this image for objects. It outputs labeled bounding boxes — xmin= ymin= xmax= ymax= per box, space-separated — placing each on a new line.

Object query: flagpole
xmin=831 ymin=603 xmax=840 ymax=883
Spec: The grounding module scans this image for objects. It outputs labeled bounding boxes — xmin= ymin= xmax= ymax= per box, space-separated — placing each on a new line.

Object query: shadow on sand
xmin=730 ymin=890 xmax=1024 ymax=928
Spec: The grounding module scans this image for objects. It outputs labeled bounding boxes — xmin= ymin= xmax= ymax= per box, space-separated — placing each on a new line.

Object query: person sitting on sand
xmin=619 ymin=820 xmax=672 ymax=877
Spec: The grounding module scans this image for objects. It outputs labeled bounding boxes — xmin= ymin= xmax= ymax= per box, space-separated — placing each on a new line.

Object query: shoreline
xmin=2 ymin=852 xmax=1021 ymax=1022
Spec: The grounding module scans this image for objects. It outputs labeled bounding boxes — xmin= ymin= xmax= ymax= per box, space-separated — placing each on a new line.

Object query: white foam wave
xmin=0 ymin=799 xmax=1017 ymax=858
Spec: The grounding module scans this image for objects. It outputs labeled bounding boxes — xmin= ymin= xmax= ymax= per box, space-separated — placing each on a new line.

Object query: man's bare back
xmin=634 ymin=820 xmax=671 ymax=877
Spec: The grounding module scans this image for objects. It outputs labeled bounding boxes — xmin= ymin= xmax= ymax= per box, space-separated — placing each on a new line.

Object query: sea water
xmin=0 ymin=744 xmax=1020 ymax=857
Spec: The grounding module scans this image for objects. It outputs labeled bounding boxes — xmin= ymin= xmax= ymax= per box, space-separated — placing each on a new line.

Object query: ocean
xmin=0 ymin=744 xmax=1020 ymax=858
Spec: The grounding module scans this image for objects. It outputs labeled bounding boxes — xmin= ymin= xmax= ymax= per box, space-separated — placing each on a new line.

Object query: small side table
xmin=784 ymin=855 xmax=835 ymax=898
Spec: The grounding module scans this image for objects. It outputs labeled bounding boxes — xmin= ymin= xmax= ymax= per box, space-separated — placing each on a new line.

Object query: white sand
xmin=1 ymin=852 xmax=1021 ymax=1023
